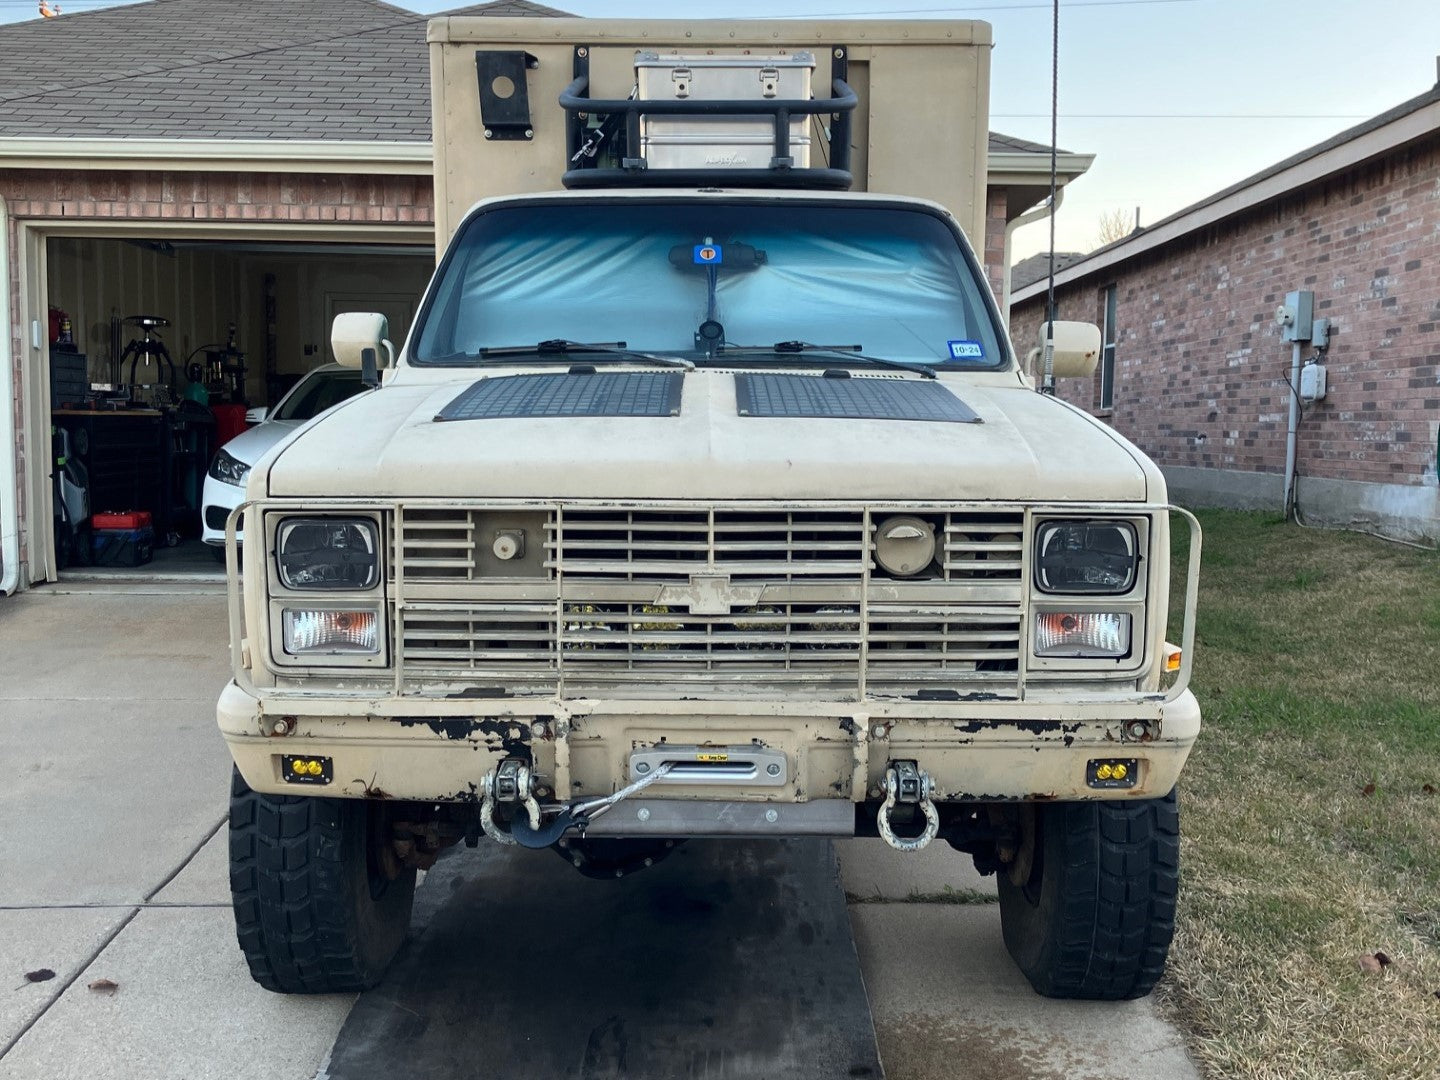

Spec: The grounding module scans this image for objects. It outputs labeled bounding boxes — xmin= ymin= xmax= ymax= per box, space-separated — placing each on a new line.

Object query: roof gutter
xmin=986 ymin=150 xmax=1094 ymax=182
xmin=1001 ymin=188 xmax=1064 ymax=331
xmin=0 ymin=138 xmax=433 ymax=175
xmin=0 ymin=194 xmax=19 ymax=596
xmin=0 ymin=138 xmax=1085 ymax=185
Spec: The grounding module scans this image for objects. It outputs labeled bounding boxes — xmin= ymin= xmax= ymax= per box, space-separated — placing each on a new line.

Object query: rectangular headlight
xmin=1034 ymin=612 xmax=1131 ymax=658
xmin=277 ymin=518 xmax=379 ymax=590
xmin=1035 ymin=521 xmax=1138 ymax=594
xmin=282 ymin=608 xmax=380 ymax=655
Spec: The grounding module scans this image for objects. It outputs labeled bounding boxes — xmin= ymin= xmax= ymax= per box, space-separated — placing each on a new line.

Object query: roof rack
xmin=559 ymin=45 xmax=857 ymax=190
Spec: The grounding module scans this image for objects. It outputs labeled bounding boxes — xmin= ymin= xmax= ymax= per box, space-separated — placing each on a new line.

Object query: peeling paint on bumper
xmin=218 ymin=681 xmax=1200 ymax=811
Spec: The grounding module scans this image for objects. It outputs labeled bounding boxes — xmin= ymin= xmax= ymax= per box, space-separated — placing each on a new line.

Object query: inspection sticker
xmin=947 ymin=340 xmax=985 ymax=360
xmin=693 ymin=244 xmax=723 ymax=265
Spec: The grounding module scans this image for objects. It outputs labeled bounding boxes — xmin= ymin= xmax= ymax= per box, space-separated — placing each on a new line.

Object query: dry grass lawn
xmin=1159 ymin=511 xmax=1440 ymax=1079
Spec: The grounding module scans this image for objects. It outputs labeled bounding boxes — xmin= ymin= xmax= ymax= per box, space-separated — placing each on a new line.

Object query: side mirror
xmin=331 ymin=312 xmax=395 ymax=381
xmin=244 ymin=406 xmax=269 ymax=424
xmin=1026 ymin=321 xmax=1102 ymax=378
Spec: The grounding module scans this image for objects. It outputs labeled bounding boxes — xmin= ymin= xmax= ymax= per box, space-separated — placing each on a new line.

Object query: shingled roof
xmin=0 ymin=0 xmax=565 ymax=140
xmin=0 ymin=0 xmax=1058 ymax=158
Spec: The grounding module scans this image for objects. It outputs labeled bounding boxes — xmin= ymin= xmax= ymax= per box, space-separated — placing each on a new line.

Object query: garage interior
xmin=44 ymin=236 xmax=434 ymax=578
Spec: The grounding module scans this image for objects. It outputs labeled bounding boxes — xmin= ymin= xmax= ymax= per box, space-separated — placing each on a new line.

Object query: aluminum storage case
xmin=634 ymin=52 xmax=815 ymax=170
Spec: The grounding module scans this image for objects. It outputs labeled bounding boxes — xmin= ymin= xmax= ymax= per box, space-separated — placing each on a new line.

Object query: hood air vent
xmin=734 ymin=373 xmax=980 ymax=423
xmin=436 ymin=372 xmax=684 ymax=421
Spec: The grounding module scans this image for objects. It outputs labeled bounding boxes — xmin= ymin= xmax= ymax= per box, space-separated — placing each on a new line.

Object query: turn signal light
xmin=1164 ymin=645 xmax=1183 ymax=673
xmin=281 ymin=755 xmax=332 ymax=785
xmin=281 ymin=608 xmax=379 ymax=655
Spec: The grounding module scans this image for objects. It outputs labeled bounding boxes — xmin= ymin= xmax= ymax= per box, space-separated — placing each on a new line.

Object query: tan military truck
xmin=218 ymin=18 xmax=1201 ymax=1001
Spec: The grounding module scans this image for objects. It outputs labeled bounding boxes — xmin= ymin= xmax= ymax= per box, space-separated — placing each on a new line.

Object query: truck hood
xmin=264 ymin=370 xmax=1157 ymax=503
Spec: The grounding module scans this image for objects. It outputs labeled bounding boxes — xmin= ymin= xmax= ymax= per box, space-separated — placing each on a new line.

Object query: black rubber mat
xmin=323 ymin=839 xmax=883 ymax=1080
xmin=435 ymin=372 xmax=684 ymax=421
xmin=734 ymin=373 xmax=979 ymax=423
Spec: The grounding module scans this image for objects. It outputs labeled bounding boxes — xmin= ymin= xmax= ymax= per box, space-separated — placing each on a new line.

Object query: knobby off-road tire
xmin=228 ymin=768 xmax=416 ymax=994
xmin=997 ymin=790 xmax=1179 ymax=1000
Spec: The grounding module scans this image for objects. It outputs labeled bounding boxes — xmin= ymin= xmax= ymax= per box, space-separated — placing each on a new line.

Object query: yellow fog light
xmin=1087 ymin=758 xmax=1138 ymax=789
xmin=280 ymin=755 xmax=332 ymax=785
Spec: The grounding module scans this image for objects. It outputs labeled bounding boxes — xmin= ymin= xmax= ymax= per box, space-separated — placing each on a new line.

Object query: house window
xmin=1099 ymin=285 xmax=1117 ymax=411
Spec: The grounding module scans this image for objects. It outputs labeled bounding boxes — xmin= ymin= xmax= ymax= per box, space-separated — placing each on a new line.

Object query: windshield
xmin=272 ymin=369 xmax=366 ymax=422
xmin=412 ymin=201 xmax=1007 ymax=369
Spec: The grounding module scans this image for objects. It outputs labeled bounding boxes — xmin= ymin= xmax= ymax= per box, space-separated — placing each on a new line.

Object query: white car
xmin=202 ymin=364 xmax=369 ymax=555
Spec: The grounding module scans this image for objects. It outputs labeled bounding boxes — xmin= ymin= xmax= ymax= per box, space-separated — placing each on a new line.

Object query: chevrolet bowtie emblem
xmin=653 ymin=572 xmax=762 ymax=615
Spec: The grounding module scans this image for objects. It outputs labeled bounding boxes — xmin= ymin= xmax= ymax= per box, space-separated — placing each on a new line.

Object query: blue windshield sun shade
xmin=435 ymin=372 xmax=684 ymax=421
xmin=734 ymin=374 xmax=980 ymax=423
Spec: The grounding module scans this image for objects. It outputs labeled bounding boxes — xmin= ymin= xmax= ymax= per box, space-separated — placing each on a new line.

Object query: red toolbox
xmin=91 ymin=510 xmax=153 ymax=530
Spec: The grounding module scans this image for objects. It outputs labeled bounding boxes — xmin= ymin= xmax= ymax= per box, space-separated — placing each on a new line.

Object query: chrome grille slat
xmin=394 ymin=505 xmax=1025 ymax=693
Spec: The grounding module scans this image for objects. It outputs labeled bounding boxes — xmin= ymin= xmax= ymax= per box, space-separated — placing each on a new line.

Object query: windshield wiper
xmin=720 ymin=340 xmax=936 ymax=379
xmin=474 ymin=339 xmax=694 ymax=370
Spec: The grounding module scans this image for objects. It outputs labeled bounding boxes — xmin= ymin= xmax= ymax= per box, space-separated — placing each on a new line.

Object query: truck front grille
xmin=398 ymin=508 xmax=1022 ymax=584
xmin=392 ymin=505 xmax=1024 ymax=697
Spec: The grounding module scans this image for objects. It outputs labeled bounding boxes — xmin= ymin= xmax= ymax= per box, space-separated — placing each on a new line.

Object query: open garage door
xmin=31 ymin=232 xmax=433 ymax=586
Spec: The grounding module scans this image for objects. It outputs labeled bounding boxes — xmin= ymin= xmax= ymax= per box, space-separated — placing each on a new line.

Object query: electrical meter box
xmin=427 ymin=17 xmax=993 ymax=245
xmin=635 ymin=52 xmax=815 ymax=170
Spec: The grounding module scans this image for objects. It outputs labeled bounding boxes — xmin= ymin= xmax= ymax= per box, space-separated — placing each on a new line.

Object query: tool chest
xmin=634 ymin=52 xmax=816 ymax=170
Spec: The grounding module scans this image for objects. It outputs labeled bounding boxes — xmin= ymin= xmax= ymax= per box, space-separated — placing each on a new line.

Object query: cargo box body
xmin=427 ymin=18 xmax=992 ymax=246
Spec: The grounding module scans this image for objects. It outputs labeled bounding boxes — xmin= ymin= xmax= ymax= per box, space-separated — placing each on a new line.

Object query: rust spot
xmin=445 ymin=686 xmax=512 ymax=699
xmin=395 ymin=717 xmax=481 ymax=740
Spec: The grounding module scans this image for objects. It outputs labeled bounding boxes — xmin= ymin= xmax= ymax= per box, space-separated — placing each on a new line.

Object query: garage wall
xmin=47 ymin=238 xmax=253 ymax=390
xmin=47 ymin=241 xmax=434 ymax=405
xmin=250 ymin=252 xmax=434 ymax=385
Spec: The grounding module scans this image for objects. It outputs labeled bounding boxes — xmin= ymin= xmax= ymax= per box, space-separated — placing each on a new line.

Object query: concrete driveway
xmin=0 ymin=585 xmax=1199 ymax=1080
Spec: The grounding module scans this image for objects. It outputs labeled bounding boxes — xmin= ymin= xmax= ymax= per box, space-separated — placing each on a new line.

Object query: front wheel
xmin=997 ymin=790 xmax=1179 ymax=1000
xmin=228 ymin=768 xmax=415 ymax=993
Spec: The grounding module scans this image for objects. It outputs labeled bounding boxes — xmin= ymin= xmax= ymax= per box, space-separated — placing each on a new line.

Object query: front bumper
xmin=218 ymin=682 xmax=1201 ymax=812
xmin=201 ymin=474 xmax=245 ymax=546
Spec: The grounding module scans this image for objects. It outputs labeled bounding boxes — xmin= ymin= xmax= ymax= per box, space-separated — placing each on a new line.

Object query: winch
xmin=480 ymin=757 xmax=678 ymax=848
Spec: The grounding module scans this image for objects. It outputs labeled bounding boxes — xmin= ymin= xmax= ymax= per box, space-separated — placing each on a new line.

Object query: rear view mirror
xmin=331 ymin=312 xmax=395 ymax=377
xmin=1026 ymin=321 xmax=1102 ymax=378
xmin=244 ymin=406 xmax=268 ymax=424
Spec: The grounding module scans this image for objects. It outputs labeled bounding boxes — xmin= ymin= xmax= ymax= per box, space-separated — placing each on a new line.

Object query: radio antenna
xmin=1040 ymin=0 xmax=1060 ymax=395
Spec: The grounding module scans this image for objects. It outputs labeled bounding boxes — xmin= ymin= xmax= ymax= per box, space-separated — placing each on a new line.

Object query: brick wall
xmin=0 ymin=169 xmax=434 ymax=225
xmin=1011 ymin=134 xmax=1440 ymax=492
xmin=982 ymin=186 xmax=1007 ymax=303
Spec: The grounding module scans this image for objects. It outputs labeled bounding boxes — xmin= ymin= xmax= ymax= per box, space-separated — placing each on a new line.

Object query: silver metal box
xmin=635 ymin=52 xmax=815 ymax=170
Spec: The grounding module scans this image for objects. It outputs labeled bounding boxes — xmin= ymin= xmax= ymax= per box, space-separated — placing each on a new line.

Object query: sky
xmin=4 ymin=0 xmax=1439 ymax=260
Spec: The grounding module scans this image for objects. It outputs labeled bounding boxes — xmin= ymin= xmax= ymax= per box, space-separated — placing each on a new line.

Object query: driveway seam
xmin=0 ymin=812 xmax=229 ymax=1063
xmin=0 ymin=903 xmax=231 ymax=910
